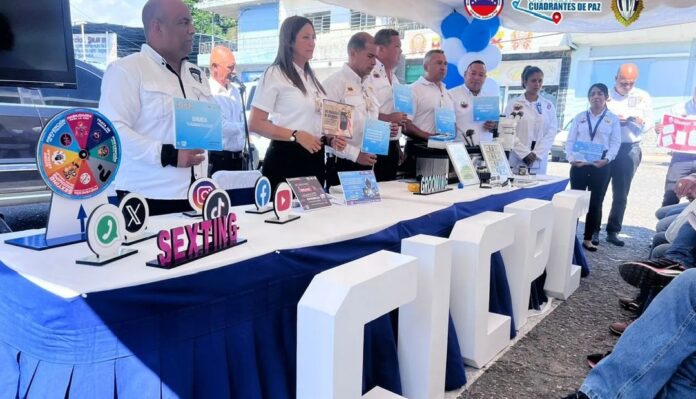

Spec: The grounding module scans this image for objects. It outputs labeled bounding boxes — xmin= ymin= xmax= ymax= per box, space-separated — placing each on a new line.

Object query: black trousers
xmin=208 ymin=150 xmax=246 ymax=175
xmin=262 ymin=140 xmax=325 ymax=194
xmin=374 ymin=141 xmax=400 ymax=182
xmin=116 ymin=190 xmax=192 ymax=216
xmin=662 ymin=152 xmax=696 ymax=206
xmin=604 ymin=143 xmax=642 ymax=234
xmin=570 ymin=164 xmax=611 ymax=240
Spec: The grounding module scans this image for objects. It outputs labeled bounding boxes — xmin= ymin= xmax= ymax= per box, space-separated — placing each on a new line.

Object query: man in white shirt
xmin=208 ymin=45 xmax=246 ymax=174
xmin=449 ymin=60 xmax=498 ymax=146
xmin=403 ymin=49 xmax=454 ymax=173
xmin=368 ymin=28 xmax=409 ymax=181
xmin=323 ymin=32 xmax=386 ymax=186
xmin=657 ymin=86 xmax=696 ymax=206
xmin=99 ymin=0 xmax=212 ymax=215
xmin=604 ymin=63 xmax=654 ymax=245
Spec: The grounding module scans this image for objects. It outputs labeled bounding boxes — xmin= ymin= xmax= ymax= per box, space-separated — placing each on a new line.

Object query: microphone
xmin=465 ymin=129 xmax=475 ymax=147
xmin=231 ymin=75 xmax=246 ymax=92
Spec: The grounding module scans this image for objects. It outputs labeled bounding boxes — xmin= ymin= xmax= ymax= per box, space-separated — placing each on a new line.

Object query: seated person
xmin=564 ymin=268 xmax=696 ymax=399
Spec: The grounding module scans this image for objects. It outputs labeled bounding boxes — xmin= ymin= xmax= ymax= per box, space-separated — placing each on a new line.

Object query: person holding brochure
xmin=249 ymin=16 xmax=346 ymax=191
xmin=449 ymin=60 xmax=497 ymax=146
xmin=99 ymin=0 xmax=213 ymax=215
xmin=656 ymin=85 xmax=696 ymax=206
xmin=603 ymin=63 xmax=654 ymax=246
xmin=208 ymin=45 xmax=246 ymax=174
xmin=368 ymin=28 xmax=410 ymax=181
xmin=504 ymin=65 xmax=558 ymax=175
xmin=404 ymin=49 xmax=455 ymax=169
xmin=565 ymin=83 xmax=621 ymax=251
xmin=323 ymin=32 xmax=393 ymax=186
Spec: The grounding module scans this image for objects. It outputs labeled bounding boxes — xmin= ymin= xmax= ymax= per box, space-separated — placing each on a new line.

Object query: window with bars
xmin=304 ymin=11 xmax=331 ymax=34
xmin=350 ymin=10 xmax=376 ymax=29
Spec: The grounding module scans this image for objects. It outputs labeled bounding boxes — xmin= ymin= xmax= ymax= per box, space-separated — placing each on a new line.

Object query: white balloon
xmin=457 ymin=53 xmax=480 ymax=77
xmin=482 ymin=78 xmax=500 ymax=96
xmin=442 ymin=37 xmax=466 ymax=65
xmin=480 ymin=45 xmax=502 ymax=70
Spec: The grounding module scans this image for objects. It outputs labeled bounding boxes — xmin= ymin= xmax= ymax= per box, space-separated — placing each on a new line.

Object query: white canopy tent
xmin=318 ymin=0 xmax=696 ymax=33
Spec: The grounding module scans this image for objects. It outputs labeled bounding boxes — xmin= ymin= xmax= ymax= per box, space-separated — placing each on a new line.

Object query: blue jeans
xmin=655 ymin=203 xmax=688 ymax=220
xmin=664 ymin=223 xmax=696 ymax=268
xmin=581 ymin=269 xmax=696 ymax=398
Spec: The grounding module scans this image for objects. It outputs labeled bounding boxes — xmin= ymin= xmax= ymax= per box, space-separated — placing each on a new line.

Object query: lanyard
xmin=586 ymin=108 xmax=607 ymax=141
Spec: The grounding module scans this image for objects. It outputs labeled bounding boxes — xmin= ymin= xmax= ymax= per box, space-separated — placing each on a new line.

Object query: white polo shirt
xmin=504 ymin=94 xmax=558 ymax=160
xmin=367 ymin=60 xmax=401 ymax=141
xmin=564 ymin=108 xmax=622 ymax=163
xmin=449 ymin=85 xmax=494 ymax=145
xmin=323 ymin=64 xmax=380 ymax=162
xmin=251 ymin=63 xmax=325 ymax=138
xmin=410 ymin=76 xmax=455 ymax=135
xmin=99 ymin=44 xmax=213 ymax=200
xmin=209 ymin=78 xmax=245 ymax=152
xmin=607 ymin=87 xmax=654 ymax=143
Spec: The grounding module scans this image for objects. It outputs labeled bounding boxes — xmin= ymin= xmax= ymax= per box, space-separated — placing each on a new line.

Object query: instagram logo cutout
xmin=187 ymin=178 xmax=218 ymax=212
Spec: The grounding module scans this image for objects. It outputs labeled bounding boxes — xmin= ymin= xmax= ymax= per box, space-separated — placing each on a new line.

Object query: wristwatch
xmin=289 ymin=130 xmax=298 ymax=142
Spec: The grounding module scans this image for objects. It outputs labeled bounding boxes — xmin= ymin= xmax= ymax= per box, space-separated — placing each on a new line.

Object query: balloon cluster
xmin=440 ymin=11 xmax=502 ymax=95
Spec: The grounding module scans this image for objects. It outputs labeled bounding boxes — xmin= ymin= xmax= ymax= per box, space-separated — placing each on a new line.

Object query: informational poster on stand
xmin=659 ymin=114 xmax=696 ymax=152
xmin=473 ymin=96 xmax=500 ymax=122
xmin=321 ymin=99 xmax=354 ymax=138
xmin=173 ymin=98 xmax=223 ymax=150
xmin=361 ymin=119 xmax=390 ymax=155
xmin=287 ymin=176 xmax=332 ymax=211
xmin=446 ymin=142 xmax=480 ymax=186
xmin=480 ymin=142 xmax=513 ymax=181
xmin=338 ymin=170 xmax=381 ymax=205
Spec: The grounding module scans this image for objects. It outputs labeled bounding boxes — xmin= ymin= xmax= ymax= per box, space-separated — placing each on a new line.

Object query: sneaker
xmin=619 ymin=258 xmax=685 ymax=289
xmin=591 ymin=232 xmax=600 ymax=246
xmin=609 ymin=321 xmax=630 ymax=336
xmin=562 ymin=392 xmax=589 ymax=399
xmin=618 ymin=297 xmax=641 ymax=312
xmin=606 ymin=233 xmax=625 ymax=247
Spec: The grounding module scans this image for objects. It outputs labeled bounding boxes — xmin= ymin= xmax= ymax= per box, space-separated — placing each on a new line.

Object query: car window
xmin=0 ymin=87 xmax=20 ymax=104
xmin=39 ymin=65 xmax=101 ymax=108
xmin=245 ymin=85 xmax=256 ymax=112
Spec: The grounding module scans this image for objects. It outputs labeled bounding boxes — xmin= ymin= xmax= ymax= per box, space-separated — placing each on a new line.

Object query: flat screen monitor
xmin=0 ymin=0 xmax=77 ymax=88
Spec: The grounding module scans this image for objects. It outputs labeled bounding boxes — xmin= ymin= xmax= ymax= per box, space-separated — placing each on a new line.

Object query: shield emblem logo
xmin=612 ymin=0 xmax=643 ymax=27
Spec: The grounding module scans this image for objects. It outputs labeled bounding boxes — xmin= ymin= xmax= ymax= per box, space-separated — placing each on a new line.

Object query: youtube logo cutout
xmin=266 ymin=182 xmax=300 ymax=224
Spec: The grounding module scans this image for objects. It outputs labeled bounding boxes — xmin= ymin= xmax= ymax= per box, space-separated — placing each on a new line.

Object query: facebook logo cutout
xmin=255 ymin=176 xmax=271 ymax=209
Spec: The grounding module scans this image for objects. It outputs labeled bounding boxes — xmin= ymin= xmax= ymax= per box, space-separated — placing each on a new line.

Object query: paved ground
xmin=458 ymin=153 xmax=670 ymax=399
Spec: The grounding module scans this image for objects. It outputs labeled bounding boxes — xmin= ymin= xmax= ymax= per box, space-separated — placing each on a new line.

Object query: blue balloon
xmin=440 ymin=11 xmax=469 ymax=39
xmin=483 ymin=17 xmax=501 ymax=37
xmin=443 ymin=63 xmax=464 ymax=89
xmin=460 ymin=23 xmax=490 ymax=53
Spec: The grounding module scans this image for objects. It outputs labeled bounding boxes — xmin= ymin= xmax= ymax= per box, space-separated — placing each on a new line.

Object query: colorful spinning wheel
xmin=36 ymin=108 xmax=121 ymax=199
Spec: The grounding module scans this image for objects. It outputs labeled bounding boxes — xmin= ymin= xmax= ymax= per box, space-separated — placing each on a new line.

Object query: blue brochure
xmin=338 ymin=170 xmax=381 ymax=205
xmin=572 ymin=141 xmax=604 ymax=162
xmin=361 ymin=119 xmax=390 ymax=155
xmin=173 ymin=98 xmax=223 ymax=150
xmin=473 ymin=96 xmax=500 ymax=122
xmin=432 ymin=107 xmax=456 ymax=142
xmin=393 ymin=84 xmax=414 ymax=115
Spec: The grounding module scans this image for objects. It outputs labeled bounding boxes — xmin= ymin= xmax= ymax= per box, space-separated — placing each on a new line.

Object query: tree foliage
xmin=183 ymin=0 xmax=237 ymax=40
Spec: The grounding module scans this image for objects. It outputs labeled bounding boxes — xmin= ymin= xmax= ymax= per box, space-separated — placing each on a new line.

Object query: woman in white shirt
xmin=250 ymin=16 xmax=346 ymax=190
xmin=565 ymin=83 xmax=622 ymax=251
xmin=505 ymin=65 xmax=559 ymax=175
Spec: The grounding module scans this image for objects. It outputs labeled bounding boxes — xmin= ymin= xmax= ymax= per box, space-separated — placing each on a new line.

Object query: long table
xmin=0 ymin=177 xmax=586 ymax=398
